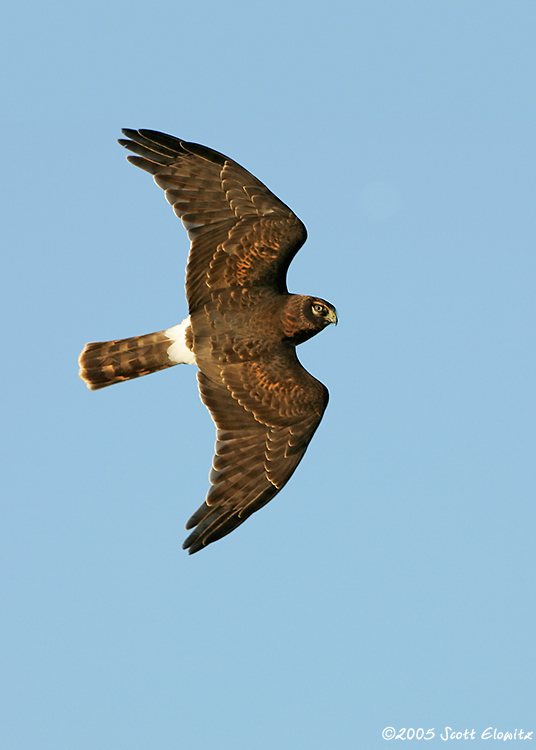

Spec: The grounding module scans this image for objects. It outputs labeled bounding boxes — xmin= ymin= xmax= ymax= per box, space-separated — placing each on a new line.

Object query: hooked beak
xmin=326 ymin=308 xmax=338 ymax=326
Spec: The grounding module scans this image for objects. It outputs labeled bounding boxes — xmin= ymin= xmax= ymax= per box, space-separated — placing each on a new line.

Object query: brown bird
xmin=79 ymin=130 xmax=337 ymax=553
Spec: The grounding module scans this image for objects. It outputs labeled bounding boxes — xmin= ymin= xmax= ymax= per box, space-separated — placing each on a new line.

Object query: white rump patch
xmin=165 ymin=317 xmax=196 ymax=365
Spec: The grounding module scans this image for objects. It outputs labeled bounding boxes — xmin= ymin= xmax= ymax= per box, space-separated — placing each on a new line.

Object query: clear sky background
xmin=2 ymin=1 xmax=535 ymax=748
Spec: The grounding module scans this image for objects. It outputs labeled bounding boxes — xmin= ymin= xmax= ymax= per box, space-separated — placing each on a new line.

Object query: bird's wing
xmin=119 ymin=129 xmax=307 ymax=312
xmin=183 ymin=351 xmax=328 ymax=554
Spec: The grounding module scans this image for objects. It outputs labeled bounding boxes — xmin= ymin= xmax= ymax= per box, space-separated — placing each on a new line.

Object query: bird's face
xmin=308 ymin=298 xmax=338 ymax=328
xmin=280 ymin=294 xmax=338 ymax=345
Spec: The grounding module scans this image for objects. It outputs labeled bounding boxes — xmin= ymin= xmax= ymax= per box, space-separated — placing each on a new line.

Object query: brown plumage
xmin=79 ymin=331 xmax=177 ymax=389
xmin=79 ymin=130 xmax=337 ymax=553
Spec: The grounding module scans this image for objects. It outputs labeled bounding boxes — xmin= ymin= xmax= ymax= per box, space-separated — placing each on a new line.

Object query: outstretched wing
xmin=119 ymin=129 xmax=307 ymax=313
xmin=182 ymin=351 xmax=328 ymax=554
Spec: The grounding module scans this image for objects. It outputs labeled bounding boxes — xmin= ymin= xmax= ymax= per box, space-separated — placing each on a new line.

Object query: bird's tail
xmin=78 ymin=319 xmax=195 ymax=390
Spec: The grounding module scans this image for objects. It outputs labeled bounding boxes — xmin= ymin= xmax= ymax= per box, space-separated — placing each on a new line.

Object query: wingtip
xmin=118 ymin=129 xmax=138 ymax=151
xmin=182 ymin=538 xmax=204 ymax=555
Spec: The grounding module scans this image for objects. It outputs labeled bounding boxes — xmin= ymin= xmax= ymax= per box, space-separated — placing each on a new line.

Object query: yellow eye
xmin=312 ymin=303 xmax=325 ymax=315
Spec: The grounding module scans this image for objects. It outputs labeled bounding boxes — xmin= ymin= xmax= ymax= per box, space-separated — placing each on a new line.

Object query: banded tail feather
xmin=78 ymin=317 xmax=196 ymax=390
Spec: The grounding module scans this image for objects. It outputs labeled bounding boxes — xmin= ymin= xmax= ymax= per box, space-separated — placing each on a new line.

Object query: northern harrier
xmin=79 ymin=130 xmax=337 ymax=553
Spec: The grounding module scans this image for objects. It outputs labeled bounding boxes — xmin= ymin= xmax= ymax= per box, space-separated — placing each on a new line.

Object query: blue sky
xmin=2 ymin=1 xmax=535 ymax=748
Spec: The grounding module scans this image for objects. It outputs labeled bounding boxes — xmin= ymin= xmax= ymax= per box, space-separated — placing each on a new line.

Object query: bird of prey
xmin=79 ymin=129 xmax=337 ymax=554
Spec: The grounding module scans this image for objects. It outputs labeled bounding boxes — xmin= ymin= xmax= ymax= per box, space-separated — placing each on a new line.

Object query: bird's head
xmin=281 ymin=295 xmax=338 ymax=345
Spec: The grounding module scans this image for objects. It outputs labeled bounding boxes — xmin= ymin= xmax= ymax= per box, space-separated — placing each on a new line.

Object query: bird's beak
xmin=327 ymin=308 xmax=338 ymax=326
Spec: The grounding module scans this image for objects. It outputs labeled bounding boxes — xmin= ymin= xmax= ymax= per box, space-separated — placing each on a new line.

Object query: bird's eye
xmin=312 ymin=303 xmax=326 ymax=315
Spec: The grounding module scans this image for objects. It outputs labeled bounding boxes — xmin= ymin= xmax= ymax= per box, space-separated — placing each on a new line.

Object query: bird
xmin=78 ymin=129 xmax=337 ymax=554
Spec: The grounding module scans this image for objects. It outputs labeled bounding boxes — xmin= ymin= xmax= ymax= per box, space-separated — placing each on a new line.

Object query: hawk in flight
xmin=79 ymin=130 xmax=337 ymax=553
